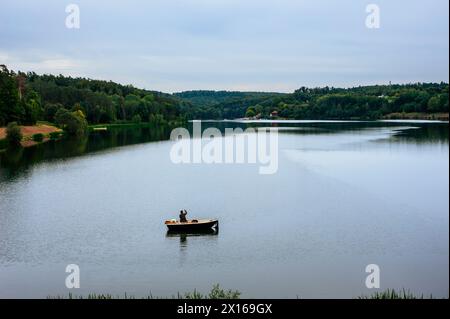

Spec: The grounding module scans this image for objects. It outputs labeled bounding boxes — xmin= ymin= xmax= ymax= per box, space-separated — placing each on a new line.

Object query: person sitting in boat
xmin=179 ymin=209 xmax=188 ymax=223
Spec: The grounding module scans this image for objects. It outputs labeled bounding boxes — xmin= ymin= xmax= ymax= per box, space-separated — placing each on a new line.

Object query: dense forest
xmin=0 ymin=65 xmax=188 ymax=127
xmin=0 ymin=64 xmax=448 ymax=129
xmin=176 ymin=84 xmax=449 ymax=120
xmin=174 ymin=90 xmax=286 ymax=119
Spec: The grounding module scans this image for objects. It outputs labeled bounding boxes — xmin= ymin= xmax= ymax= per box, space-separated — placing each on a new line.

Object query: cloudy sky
xmin=0 ymin=0 xmax=448 ymax=93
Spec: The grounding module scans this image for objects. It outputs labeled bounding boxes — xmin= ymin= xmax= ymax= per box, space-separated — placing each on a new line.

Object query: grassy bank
xmin=0 ymin=122 xmax=62 ymax=150
xmin=88 ymin=122 xmax=158 ymax=131
xmin=88 ymin=120 xmax=186 ymax=131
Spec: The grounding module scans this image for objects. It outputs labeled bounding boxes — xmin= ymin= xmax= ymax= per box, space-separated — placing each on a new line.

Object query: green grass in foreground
xmin=358 ymin=289 xmax=434 ymax=299
xmin=50 ymin=286 xmax=438 ymax=299
xmin=49 ymin=284 xmax=241 ymax=299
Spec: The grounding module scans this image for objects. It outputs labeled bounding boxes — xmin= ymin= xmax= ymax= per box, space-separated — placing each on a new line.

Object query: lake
xmin=0 ymin=120 xmax=448 ymax=298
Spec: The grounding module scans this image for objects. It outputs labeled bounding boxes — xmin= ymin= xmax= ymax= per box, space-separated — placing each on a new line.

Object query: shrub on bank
xmin=55 ymin=108 xmax=88 ymax=136
xmin=6 ymin=122 xmax=22 ymax=146
xmin=132 ymin=114 xmax=142 ymax=123
xmin=0 ymin=138 xmax=7 ymax=149
xmin=49 ymin=131 xmax=62 ymax=140
xmin=32 ymin=133 xmax=44 ymax=142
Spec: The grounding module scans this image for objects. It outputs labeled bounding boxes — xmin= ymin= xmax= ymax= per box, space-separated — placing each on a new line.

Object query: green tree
xmin=0 ymin=65 xmax=22 ymax=125
xmin=55 ymin=108 xmax=88 ymax=136
xmin=245 ymin=107 xmax=256 ymax=118
xmin=24 ymin=97 xmax=42 ymax=125
xmin=149 ymin=113 xmax=165 ymax=125
xmin=142 ymin=94 xmax=154 ymax=103
xmin=44 ymin=103 xmax=63 ymax=122
xmin=6 ymin=122 xmax=22 ymax=146
xmin=131 ymin=114 xmax=142 ymax=123
xmin=427 ymin=96 xmax=441 ymax=112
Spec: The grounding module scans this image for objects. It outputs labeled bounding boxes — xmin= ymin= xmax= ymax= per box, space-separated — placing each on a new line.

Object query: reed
xmin=49 ymin=284 xmax=241 ymax=300
xmin=358 ymin=289 xmax=433 ymax=299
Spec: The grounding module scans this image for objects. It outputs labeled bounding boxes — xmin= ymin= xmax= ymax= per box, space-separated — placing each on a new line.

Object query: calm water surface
xmin=0 ymin=121 xmax=448 ymax=298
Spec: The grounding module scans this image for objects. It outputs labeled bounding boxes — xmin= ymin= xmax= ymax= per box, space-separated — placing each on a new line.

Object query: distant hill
xmin=174 ymin=84 xmax=449 ymax=120
xmin=173 ymin=90 xmax=287 ymax=119
xmin=174 ymin=90 xmax=285 ymax=108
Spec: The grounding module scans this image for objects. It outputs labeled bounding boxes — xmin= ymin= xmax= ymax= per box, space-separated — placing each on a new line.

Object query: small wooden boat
xmin=165 ymin=219 xmax=219 ymax=232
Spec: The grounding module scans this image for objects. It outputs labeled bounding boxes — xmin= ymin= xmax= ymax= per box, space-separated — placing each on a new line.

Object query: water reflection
xmin=393 ymin=123 xmax=449 ymax=144
xmin=166 ymin=229 xmax=219 ymax=244
xmin=0 ymin=121 xmax=448 ymax=179
xmin=0 ymin=123 xmax=174 ymax=177
xmin=202 ymin=121 xmax=449 ymax=143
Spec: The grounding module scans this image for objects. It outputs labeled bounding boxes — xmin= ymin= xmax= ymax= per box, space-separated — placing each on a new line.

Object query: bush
xmin=149 ymin=114 xmax=165 ymax=125
xmin=55 ymin=108 xmax=88 ymax=136
xmin=207 ymin=284 xmax=241 ymax=299
xmin=183 ymin=284 xmax=241 ymax=299
xmin=32 ymin=133 xmax=44 ymax=142
xmin=6 ymin=122 xmax=22 ymax=146
xmin=49 ymin=132 xmax=61 ymax=140
xmin=132 ymin=114 xmax=142 ymax=123
xmin=0 ymin=138 xmax=7 ymax=150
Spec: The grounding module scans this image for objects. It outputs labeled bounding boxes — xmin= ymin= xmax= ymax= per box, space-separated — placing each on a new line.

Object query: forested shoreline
xmin=177 ymin=84 xmax=448 ymax=120
xmin=1 ymin=64 xmax=448 ymax=131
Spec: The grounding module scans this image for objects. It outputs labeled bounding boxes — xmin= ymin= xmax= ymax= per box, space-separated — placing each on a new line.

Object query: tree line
xmin=177 ymin=84 xmax=448 ymax=120
xmin=1 ymin=64 xmax=448 ymax=131
xmin=0 ymin=65 xmax=187 ymax=129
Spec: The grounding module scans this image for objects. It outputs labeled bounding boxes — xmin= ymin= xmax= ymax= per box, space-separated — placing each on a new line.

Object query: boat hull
xmin=166 ymin=219 xmax=218 ymax=232
xmin=166 ymin=228 xmax=218 ymax=237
